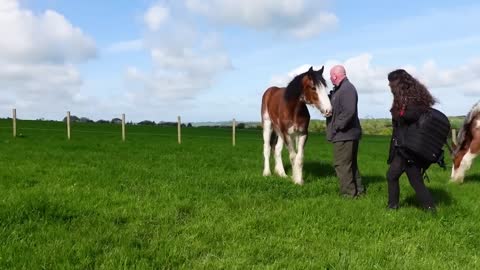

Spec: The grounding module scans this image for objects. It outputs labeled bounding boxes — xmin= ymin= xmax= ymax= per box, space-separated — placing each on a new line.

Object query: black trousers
xmin=333 ymin=140 xmax=364 ymax=196
xmin=386 ymin=153 xmax=435 ymax=208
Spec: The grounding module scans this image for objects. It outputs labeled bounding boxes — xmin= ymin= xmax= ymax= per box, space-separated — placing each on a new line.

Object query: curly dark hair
xmin=388 ymin=69 xmax=437 ymax=119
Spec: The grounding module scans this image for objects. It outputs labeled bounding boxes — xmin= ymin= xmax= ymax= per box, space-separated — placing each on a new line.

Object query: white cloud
xmin=125 ymin=2 xmax=233 ymax=104
xmin=185 ymin=0 xmax=337 ymax=38
xmin=0 ymin=0 xmax=96 ymax=117
xmin=288 ymin=12 xmax=337 ymax=38
xmin=144 ymin=3 xmax=169 ymax=31
xmin=269 ymin=64 xmax=316 ymax=87
xmin=270 ymin=54 xmax=480 ymax=118
xmin=327 ymin=54 xmax=390 ymax=94
xmin=0 ymin=1 xmax=95 ymax=63
xmin=0 ymin=62 xmax=81 ymax=90
xmin=126 ymin=47 xmax=232 ymax=102
xmin=0 ymin=0 xmax=18 ymax=12
xmin=413 ymin=58 xmax=480 ymax=91
xmin=106 ymin=39 xmax=143 ymax=53
xmin=151 ymin=47 xmax=231 ymax=76
xmin=325 ymin=54 xmax=480 ymax=95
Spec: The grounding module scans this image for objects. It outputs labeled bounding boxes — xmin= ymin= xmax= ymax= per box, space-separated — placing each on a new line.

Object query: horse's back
xmin=262 ymin=87 xmax=284 ymax=116
xmin=262 ymin=87 xmax=283 ymax=103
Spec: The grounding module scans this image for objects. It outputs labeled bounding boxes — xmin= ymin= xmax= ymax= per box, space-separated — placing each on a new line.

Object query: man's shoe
xmin=387 ymin=204 xmax=399 ymax=210
xmin=423 ymin=206 xmax=437 ymax=213
xmin=341 ymin=193 xmax=356 ymax=199
xmin=356 ymin=191 xmax=366 ymax=198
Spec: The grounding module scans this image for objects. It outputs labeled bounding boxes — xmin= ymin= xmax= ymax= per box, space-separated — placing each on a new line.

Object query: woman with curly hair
xmin=386 ymin=69 xmax=436 ymax=212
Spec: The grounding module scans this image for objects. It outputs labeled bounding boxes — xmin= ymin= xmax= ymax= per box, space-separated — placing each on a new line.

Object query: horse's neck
xmin=295 ymin=101 xmax=307 ymax=116
xmin=285 ymin=98 xmax=305 ymax=111
xmin=285 ymin=98 xmax=307 ymax=119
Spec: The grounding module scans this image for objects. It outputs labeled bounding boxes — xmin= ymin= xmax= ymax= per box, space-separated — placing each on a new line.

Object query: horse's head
xmin=303 ymin=66 xmax=332 ymax=116
xmin=284 ymin=66 xmax=332 ymax=116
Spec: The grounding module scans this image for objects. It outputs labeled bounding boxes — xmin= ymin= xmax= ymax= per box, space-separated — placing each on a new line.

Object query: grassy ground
xmin=0 ymin=120 xmax=479 ymax=269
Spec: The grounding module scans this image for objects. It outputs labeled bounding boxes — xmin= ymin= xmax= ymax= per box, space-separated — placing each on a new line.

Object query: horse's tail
xmin=261 ymin=89 xmax=268 ymax=126
xmin=261 ymin=87 xmax=276 ymax=126
xmin=261 ymin=97 xmax=266 ymax=127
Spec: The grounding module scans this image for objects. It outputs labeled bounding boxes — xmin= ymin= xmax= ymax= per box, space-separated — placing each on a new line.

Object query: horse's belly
xmin=287 ymin=125 xmax=306 ymax=135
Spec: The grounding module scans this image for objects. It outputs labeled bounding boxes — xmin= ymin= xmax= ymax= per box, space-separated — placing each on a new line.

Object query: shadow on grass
xmin=404 ymin=187 xmax=453 ymax=208
xmin=302 ymin=161 xmax=336 ymax=179
xmin=301 ymin=162 xmax=386 ymax=186
xmin=362 ymin=175 xmax=385 ymax=184
xmin=464 ymin=174 xmax=480 ymax=183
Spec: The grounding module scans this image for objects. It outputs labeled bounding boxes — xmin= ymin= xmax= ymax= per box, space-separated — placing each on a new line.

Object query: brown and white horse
xmin=451 ymin=101 xmax=480 ymax=183
xmin=261 ymin=66 xmax=332 ymax=185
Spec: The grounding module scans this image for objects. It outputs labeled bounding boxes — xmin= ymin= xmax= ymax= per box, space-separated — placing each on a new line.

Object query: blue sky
xmin=2 ymin=0 xmax=480 ymax=122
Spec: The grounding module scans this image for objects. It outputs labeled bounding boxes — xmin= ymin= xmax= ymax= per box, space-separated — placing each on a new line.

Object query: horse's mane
xmin=454 ymin=101 xmax=480 ymax=155
xmin=284 ymin=70 xmax=318 ymax=101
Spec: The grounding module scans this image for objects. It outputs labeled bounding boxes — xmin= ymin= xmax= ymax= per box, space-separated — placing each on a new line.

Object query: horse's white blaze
xmin=315 ymin=82 xmax=332 ymax=115
xmin=262 ymin=112 xmax=272 ymax=176
xmin=274 ymin=136 xmax=287 ymax=177
xmin=451 ymin=150 xmax=478 ymax=183
xmin=292 ymin=134 xmax=307 ymax=185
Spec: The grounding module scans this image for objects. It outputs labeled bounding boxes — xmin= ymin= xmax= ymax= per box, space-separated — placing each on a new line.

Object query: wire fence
xmin=2 ymin=109 xmax=266 ymax=144
xmin=1 ymin=108 xmax=461 ymax=145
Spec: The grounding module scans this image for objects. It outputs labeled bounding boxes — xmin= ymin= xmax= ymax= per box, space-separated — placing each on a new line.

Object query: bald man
xmin=327 ymin=65 xmax=364 ymax=198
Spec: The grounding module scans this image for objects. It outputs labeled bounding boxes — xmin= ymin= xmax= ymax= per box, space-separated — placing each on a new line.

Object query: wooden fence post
xmin=232 ymin=118 xmax=236 ymax=147
xmin=67 ymin=111 xmax=71 ymax=140
xmin=177 ymin=116 xmax=181 ymax=144
xmin=12 ymin=108 xmax=16 ymax=138
xmin=452 ymin=129 xmax=457 ymax=145
xmin=122 ymin=113 xmax=126 ymax=142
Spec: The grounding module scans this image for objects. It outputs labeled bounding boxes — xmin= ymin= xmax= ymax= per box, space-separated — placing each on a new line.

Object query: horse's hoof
xmin=263 ymin=171 xmax=271 ymax=177
xmin=449 ymin=179 xmax=463 ymax=184
xmin=275 ymin=169 xmax=287 ymax=178
xmin=293 ymin=180 xmax=304 ymax=185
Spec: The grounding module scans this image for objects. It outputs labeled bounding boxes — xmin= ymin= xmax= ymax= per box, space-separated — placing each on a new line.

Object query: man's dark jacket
xmin=326 ymin=78 xmax=362 ymax=142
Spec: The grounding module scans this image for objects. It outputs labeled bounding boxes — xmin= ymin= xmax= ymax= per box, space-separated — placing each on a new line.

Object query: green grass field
xmin=0 ymin=119 xmax=479 ymax=269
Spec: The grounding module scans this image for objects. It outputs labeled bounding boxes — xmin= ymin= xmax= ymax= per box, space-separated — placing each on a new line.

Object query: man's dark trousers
xmin=333 ymin=140 xmax=364 ymax=196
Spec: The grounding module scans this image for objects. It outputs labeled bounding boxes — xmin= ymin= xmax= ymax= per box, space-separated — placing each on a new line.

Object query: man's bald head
xmin=330 ymin=65 xmax=347 ymax=86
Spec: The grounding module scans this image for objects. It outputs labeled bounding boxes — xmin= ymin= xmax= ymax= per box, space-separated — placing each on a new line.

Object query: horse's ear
xmin=308 ymin=66 xmax=314 ymax=73
xmin=319 ymin=65 xmax=324 ymax=73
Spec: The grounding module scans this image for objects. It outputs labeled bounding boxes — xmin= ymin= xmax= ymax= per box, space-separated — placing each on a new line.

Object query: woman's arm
xmin=387 ymin=120 xmax=397 ymax=164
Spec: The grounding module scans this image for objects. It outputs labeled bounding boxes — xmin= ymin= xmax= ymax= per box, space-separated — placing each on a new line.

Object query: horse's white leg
xmin=284 ymin=135 xmax=297 ymax=169
xmin=274 ymin=135 xmax=287 ymax=177
xmin=292 ymin=134 xmax=307 ymax=185
xmin=451 ymin=167 xmax=463 ymax=183
xmin=451 ymin=150 xmax=477 ymax=183
xmin=262 ymin=115 xmax=273 ymax=177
